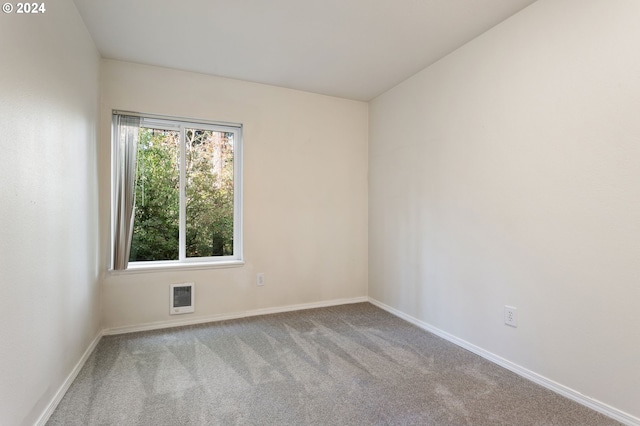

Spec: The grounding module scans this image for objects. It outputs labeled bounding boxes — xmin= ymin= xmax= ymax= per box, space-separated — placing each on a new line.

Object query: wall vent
xmin=170 ymin=283 xmax=195 ymax=315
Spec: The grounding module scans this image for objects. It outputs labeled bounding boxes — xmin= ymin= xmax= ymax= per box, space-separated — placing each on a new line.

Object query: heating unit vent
xmin=170 ymin=283 xmax=195 ymax=315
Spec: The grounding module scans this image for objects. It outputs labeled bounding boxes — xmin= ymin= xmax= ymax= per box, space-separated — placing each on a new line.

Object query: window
xmin=111 ymin=111 xmax=242 ymax=270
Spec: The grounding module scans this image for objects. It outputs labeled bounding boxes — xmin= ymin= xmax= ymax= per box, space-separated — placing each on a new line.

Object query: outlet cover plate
xmin=504 ymin=305 xmax=518 ymax=327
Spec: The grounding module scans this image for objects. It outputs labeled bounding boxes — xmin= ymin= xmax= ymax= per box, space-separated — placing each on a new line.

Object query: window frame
xmin=110 ymin=110 xmax=244 ymax=272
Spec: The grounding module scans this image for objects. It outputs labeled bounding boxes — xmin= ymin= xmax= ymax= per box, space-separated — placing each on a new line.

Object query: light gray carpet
xmin=47 ymin=303 xmax=620 ymax=425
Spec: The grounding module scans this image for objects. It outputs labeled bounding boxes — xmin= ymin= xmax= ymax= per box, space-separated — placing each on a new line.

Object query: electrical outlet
xmin=504 ymin=306 xmax=518 ymax=327
xmin=256 ymin=273 xmax=265 ymax=286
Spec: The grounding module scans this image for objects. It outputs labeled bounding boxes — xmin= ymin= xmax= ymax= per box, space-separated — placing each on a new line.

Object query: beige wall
xmin=369 ymin=0 xmax=640 ymax=419
xmin=99 ymin=60 xmax=368 ymax=330
xmin=0 ymin=1 xmax=101 ymax=424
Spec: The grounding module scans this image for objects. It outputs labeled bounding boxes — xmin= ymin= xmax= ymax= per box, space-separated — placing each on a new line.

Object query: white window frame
xmin=110 ymin=111 xmax=244 ymax=272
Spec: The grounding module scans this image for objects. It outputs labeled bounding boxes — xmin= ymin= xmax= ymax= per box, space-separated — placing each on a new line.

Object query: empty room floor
xmin=47 ymin=303 xmax=620 ymax=425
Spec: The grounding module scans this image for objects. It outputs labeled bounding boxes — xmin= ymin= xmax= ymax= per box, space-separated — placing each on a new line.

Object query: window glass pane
xmin=129 ymin=127 xmax=180 ymax=261
xmin=185 ymin=128 xmax=234 ymax=257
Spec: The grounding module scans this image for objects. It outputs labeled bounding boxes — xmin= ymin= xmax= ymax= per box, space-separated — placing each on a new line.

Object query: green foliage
xmin=129 ymin=127 xmax=235 ymax=262
xmin=129 ymin=129 xmax=180 ymax=261
xmin=185 ymin=129 xmax=234 ymax=257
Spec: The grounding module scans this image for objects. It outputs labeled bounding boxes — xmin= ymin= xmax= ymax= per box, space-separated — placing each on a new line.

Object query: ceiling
xmin=73 ymin=0 xmax=537 ymax=101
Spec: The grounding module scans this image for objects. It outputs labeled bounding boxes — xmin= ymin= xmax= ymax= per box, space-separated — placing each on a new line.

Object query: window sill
xmin=108 ymin=260 xmax=245 ymax=275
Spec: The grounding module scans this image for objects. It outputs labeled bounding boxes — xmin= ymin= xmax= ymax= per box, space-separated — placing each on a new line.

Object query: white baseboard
xmin=35 ymin=330 xmax=103 ymax=426
xmin=368 ymin=297 xmax=639 ymax=426
xmin=104 ymin=296 xmax=369 ymax=336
